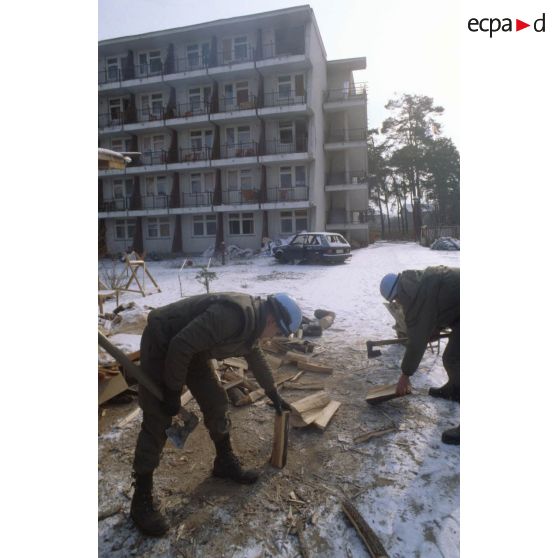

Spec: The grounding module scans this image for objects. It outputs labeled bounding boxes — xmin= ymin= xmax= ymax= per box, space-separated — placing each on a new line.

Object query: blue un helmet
xmin=267 ymin=293 xmax=303 ymax=336
xmin=380 ymin=273 xmax=400 ymax=301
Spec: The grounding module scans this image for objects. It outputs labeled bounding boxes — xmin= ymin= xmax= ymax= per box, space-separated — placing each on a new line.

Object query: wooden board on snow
xmin=290 ymin=391 xmax=331 ymax=427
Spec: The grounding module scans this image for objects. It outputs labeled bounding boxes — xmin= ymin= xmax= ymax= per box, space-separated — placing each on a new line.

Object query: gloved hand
xmin=161 ymin=387 xmax=182 ymax=417
xmin=395 ymin=373 xmax=412 ymax=397
xmin=266 ymin=390 xmax=292 ymax=415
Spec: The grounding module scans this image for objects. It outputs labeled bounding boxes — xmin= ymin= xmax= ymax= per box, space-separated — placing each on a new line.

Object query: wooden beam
xmin=313 ymin=400 xmax=341 ymax=431
xmin=270 ymin=411 xmax=290 ymax=468
xmin=341 ymin=499 xmax=389 ymax=558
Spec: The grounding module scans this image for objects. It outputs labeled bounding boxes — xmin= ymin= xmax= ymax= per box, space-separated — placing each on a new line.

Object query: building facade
xmin=98 ymin=5 xmax=369 ymax=255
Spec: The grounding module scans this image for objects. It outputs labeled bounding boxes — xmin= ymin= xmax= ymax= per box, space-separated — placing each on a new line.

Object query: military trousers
xmin=442 ymin=321 xmax=460 ymax=390
xmin=133 ymin=327 xmax=230 ymax=475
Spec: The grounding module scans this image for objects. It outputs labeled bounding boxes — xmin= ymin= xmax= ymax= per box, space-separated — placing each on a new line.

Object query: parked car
xmin=272 ymin=232 xmax=351 ymax=264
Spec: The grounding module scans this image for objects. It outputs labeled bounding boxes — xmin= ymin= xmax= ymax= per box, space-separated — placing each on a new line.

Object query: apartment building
xmin=98 ymin=5 xmax=369 ymax=255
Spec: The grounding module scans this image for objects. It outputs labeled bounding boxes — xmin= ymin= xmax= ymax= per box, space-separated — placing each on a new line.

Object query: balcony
xmin=219 ymin=95 xmax=258 ymax=113
xmin=142 ymin=194 xmax=169 ymax=210
xmin=219 ymin=141 xmax=259 ymax=159
xmin=221 ymin=189 xmax=261 ymax=205
xmin=214 ymin=47 xmax=255 ymax=67
xmin=262 ymin=91 xmax=306 ymax=108
xmin=324 ymin=129 xmax=367 ymax=151
xmin=326 ymin=209 xmax=369 ymax=230
xmin=263 ymin=137 xmax=308 ymax=155
xmin=174 ymin=101 xmax=210 ymax=119
xmin=325 ymin=170 xmax=368 ymax=191
xmin=265 ymin=186 xmax=309 ymax=203
xmin=182 ymin=192 xmax=214 ymax=207
xmin=130 ymin=150 xmax=169 ymax=167
xmin=323 ymin=83 xmax=367 ymax=112
xmin=98 ymin=198 xmax=132 ymax=213
xmin=260 ymin=42 xmax=305 ymax=60
xmin=179 ymin=146 xmax=212 ymax=163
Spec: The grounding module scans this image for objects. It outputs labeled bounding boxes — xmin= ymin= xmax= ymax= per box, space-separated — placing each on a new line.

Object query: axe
xmin=366 ymin=333 xmax=451 ymax=358
xmin=98 ymin=331 xmax=198 ymax=448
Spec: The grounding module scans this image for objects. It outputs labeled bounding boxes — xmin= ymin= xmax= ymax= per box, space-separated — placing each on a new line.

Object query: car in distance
xmin=272 ymin=232 xmax=352 ymax=264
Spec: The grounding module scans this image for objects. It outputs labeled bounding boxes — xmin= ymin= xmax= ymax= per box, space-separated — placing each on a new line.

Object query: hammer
xmin=366 ymin=333 xmax=451 ymax=358
xmin=98 ymin=331 xmax=198 ymax=448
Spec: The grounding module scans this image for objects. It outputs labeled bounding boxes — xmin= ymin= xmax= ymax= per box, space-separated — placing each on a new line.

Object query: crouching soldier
xmin=131 ymin=292 xmax=302 ymax=536
xmin=380 ymin=266 xmax=460 ymax=445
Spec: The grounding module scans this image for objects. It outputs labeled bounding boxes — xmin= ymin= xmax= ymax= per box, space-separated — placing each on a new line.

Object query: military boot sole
xmin=441 ymin=428 xmax=460 ymax=446
xmin=131 ymin=512 xmax=169 ymax=537
xmin=428 ymin=385 xmax=460 ymax=402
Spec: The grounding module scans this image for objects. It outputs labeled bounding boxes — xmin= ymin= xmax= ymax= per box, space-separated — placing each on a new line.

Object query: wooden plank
xmin=236 ymin=372 xmax=297 ymax=406
xmin=284 ymin=351 xmax=311 ymax=364
xmin=365 ymin=384 xmax=404 ymax=405
xmin=270 ymin=412 xmax=290 ymax=468
xmin=222 ymin=357 xmax=248 ymax=370
xmin=354 ymin=428 xmax=397 ymax=444
xmin=284 ymin=383 xmax=325 ymax=391
xmin=341 ymin=499 xmax=389 ymax=558
xmin=313 ymin=400 xmax=341 ymax=431
xmin=98 ymin=372 xmax=129 ymax=405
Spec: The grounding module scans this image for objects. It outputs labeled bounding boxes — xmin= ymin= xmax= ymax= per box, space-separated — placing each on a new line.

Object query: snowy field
xmin=98 ymin=241 xmax=460 ymax=557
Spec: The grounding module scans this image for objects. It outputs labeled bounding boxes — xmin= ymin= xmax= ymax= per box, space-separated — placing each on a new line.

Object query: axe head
xmin=165 ymin=409 xmax=199 ymax=449
xmin=366 ymin=341 xmax=382 ymax=359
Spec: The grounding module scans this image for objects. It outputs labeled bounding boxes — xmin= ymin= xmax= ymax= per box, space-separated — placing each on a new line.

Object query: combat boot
xmin=428 ymin=382 xmax=460 ymax=402
xmin=212 ymin=435 xmax=259 ymax=484
xmin=442 ymin=425 xmax=460 ymax=445
xmin=130 ymin=472 xmax=169 ymax=537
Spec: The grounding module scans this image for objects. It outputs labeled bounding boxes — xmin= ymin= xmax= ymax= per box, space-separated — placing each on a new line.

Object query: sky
xmin=98 ymin=0 xmax=460 ymax=148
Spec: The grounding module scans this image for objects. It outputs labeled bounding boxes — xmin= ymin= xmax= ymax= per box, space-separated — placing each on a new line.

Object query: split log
xmin=313 ymin=400 xmax=341 ymax=431
xmin=222 ymin=357 xmax=248 ymax=370
xmin=270 ymin=411 xmax=290 ymax=468
xmin=284 ymin=382 xmax=325 ymax=391
xmin=365 ymin=384 xmax=405 ymax=405
xmin=296 ymin=361 xmax=333 ymax=374
xmin=236 ymin=372 xmax=297 ymax=406
xmin=228 ymin=386 xmax=245 ymax=406
xmin=341 ymin=499 xmax=389 ymax=558
xmin=290 ymin=391 xmax=331 ymax=427
xmin=221 ymin=369 xmax=258 ymax=392
xmin=353 ymin=428 xmax=397 ymax=444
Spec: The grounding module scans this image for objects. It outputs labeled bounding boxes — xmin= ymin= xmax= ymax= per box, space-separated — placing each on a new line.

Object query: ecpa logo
xmin=468 ymin=13 xmax=546 ymax=37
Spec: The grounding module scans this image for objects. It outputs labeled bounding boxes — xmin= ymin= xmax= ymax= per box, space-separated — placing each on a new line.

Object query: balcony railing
xmin=179 ymin=146 xmax=212 ymax=163
xmin=175 ymin=101 xmax=210 ymax=118
xmin=326 ymin=128 xmax=367 ymax=143
xmin=99 ymin=198 xmax=132 ymax=212
xmin=142 ymin=194 xmax=169 ymax=209
xmin=260 ymin=42 xmax=305 ymax=60
xmin=220 ymin=141 xmax=259 ymax=159
xmin=326 ymin=171 xmax=368 ymax=185
xmin=99 ymin=112 xmax=124 ymax=128
xmin=262 ymin=91 xmax=307 ymax=107
xmin=222 ymin=189 xmax=260 ymax=205
xmin=266 ymin=186 xmax=309 ymax=202
xmin=324 ymin=82 xmax=367 ymax=102
xmin=220 ymin=94 xmax=258 ymax=112
xmin=135 ymin=106 xmax=167 ymax=123
xmin=215 ymin=47 xmax=255 ymax=66
xmin=131 ymin=150 xmax=168 ymax=166
xmin=182 ymin=192 xmax=214 ymax=207
xmin=175 ymin=54 xmax=211 ymax=73
xmin=263 ymin=137 xmax=308 ymax=155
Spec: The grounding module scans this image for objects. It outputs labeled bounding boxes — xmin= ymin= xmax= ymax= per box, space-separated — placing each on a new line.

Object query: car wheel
xmin=275 ymin=250 xmax=288 ymax=264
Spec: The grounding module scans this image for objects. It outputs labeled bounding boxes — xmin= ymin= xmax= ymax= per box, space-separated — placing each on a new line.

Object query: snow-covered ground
xmin=99 ymin=241 xmax=460 ymax=557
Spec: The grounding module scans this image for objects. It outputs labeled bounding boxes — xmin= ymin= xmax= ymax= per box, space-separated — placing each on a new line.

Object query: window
xmin=113 ymin=178 xmax=134 ymax=199
xmin=278 ymin=76 xmax=292 ymax=99
xmin=193 ymin=214 xmax=217 ymax=237
xmin=190 ymin=130 xmax=202 ymax=150
xmin=228 ymin=212 xmax=254 ymax=235
xmin=234 ymin=36 xmax=248 ymax=60
xmin=279 ymin=166 xmax=306 ymax=188
xmin=106 ymin=57 xmax=120 ymax=81
xmin=138 ymin=51 xmax=162 ymax=75
xmin=145 ymin=176 xmax=167 ymax=196
xmin=109 ymin=98 xmax=126 ymax=123
xmin=227 ymin=169 xmax=253 ymax=191
xmin=191 ymin=173 xmax=202 ymax=194
xmin=111 ymin=138 xmax=133 ymax=152
xmin=238 ymin=126 xmax=250 ymax=145
xmin=188 ymin=86 xmax=211 ymax=113
xmin=147 ymin=217 xmax=170 ymax=238
xmin=140 ymin=93 xmax=163 ymax=120
xmin=280 ymin=210 xmax=308 ymax=234
xmin=142 ymin=134 xmax=165 ymax=153
xmin=115 ymin=219 xmax=136 ymax=240
xmin=279 ymin=121 xmax=294 ymax=144
xmin=236 ymin=81 xmax=249 ymax=105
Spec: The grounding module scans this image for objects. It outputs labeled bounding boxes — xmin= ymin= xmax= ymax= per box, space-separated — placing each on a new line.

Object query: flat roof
xmin=327 ymin=57 xmax=367 ymax=71
xmin=99 ymin=5 xmax=312 ymax=46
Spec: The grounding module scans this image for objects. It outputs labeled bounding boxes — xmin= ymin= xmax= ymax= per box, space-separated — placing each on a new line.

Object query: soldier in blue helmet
xmin=130 ymin=292 xmax=302 ymax=536
xmin=380 ymin=266 xmax=460 ymax=446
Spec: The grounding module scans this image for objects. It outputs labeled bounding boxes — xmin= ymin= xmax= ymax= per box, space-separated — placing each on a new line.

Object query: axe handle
xmin=98 ymin=331 xmax=164 ymax=401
